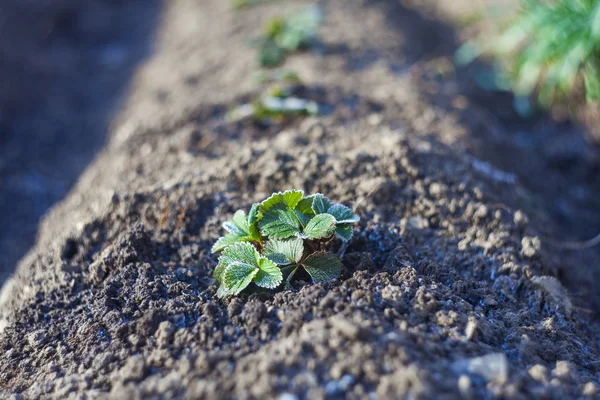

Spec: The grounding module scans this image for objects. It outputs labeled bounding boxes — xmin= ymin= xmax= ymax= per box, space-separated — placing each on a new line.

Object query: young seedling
xmin=231 ymin=0 xmax=281 ymax=9
xmin=227 ymin=70 xmax=319 ymax=123
xmin=254 ymin=5 xmax=323 ymax=67
xmin=211 ymin=191 xmax=360 ymax=298
xmin=457 ymin=0 xmax=600 ymax=107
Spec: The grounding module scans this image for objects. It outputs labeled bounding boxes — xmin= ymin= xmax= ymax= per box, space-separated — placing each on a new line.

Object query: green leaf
xmin=248 ymin=203 xmax=260 ymax=225
xmin=214 ymin=262 xmax=226 ymax=283
xmin=259 ymin=203 xmax=301 ymax=238
xmin=223 ymin=262 xmax=259 ymax=295
xmin=254 ymin=258 xmax=283 ymax=289
xmin=214 ymin=209 xmax=260 ymax=253
xmin=294 ymin=210 xmax=312 ymax=227
xmin=301 ymin=252 xmax=342 ymax=283
xmin=249 ymin=223 xmax=261 ymax=242
xmin=327 ymin=204 xmax=360 ymax=223
xmin=232 ymin=210 xmax=251 ymax=233
xmin=211 ymin=233 xmax=247 ymax=253
xmin=222 ymin=210 xmax=248 ymax=235
xmin=261 ymin=190 xmax=304 ymax=213
xmin=303 ymin=213 xmax=336 ymax=239
xmin=260 ymin=40 xmax=286 ymax=67
xmin=264 ymin=238 xmax=304 ymax=265
xmin=283 ymin=265 xmax=299 ymax=290
xmin=216 ymin=284 xmax=230 ymax=299
xmin=295 ymin=196 xmax=316 ymax=215
xmin=259 ymin=192 xmax=284 ymax=213
xmin=277 ymin=29 xmax=305 ymax=50
xmin=311 ymin=194 xmax=332 ymax=214
xmin=335 ymin=223 xmax=353 ymax=242
xmin=283 ymin=190 xmax=304 ymax=209
xmin=584 ymin=60 xmax=600 ymax=102
xmin=219 ymin=242 xmax=260 ymax=266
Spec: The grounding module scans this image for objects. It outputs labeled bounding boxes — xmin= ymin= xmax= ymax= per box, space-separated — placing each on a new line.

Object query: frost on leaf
xmin=327 ymin=204 xmax=360 ymax=223
xmin=223 ymin=262 xmax=259 ymax=295
xmin=259 ymin=203 xmax=301 ymax=238
xmin=212 ymin=234 xmax=244 ymax=253
xmin=307 ymin=197 xmax=359 ymax=242
xmin=259 ymin=189 xmax=304 ymax=214
xmin=311 ymin=193 xmax=332 ymax=214
xmin=219 ymin=242 xmax=260 ymax=267
xmin=254 ymin=258 xmax=283 ymax=289
xmin=283 ymin=189 xmax=304 ymax=209
xmin=211 ymin=191 xmax=360 ymax=297
xmin=264 ymin=238 xmax=304 ymax=265
xmin=303 ymin=213 xmax=336 ymax=239
xmin=212 ymin=210 xmax=261 ymax=253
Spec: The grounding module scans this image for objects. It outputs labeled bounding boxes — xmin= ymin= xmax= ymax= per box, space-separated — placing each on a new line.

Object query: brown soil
xmin=1 ymin=0 xmax=600 ymax=399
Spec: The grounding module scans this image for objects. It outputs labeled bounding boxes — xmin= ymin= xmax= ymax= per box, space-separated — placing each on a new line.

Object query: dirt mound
xmin=1 ymin=91 xmax=599 ymax=398
xmin=1 ymin=0 xmax=600 ymax=399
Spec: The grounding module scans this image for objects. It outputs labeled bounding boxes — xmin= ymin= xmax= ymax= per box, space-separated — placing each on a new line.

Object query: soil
xmin=1 ymin=0 xmax=600 ymax=399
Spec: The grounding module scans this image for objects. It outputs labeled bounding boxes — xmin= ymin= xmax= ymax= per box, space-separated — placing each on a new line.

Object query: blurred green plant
xmin=228 ymin=70 xmax=318 ymax=123
xmin=457 ymin=0 xmax=600 ymax=108
xmin=232 ymin=0 xmax=281 ymax=9
xmin=254 ymin=4 xmax=323 ymax=67
xmin=212 ymin=190 xmax=360 ymax=298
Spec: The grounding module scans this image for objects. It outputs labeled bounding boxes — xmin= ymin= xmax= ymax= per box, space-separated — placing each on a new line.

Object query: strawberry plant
xmin=255 ymin=5 xmax=323 ymax=67
xmin=232 ymin=0 xmax=280 ymax=9
xmin=212 ymin=190 xmax=360 ymax=298
xmin=228 ymin=70 xmax=318 ymax=123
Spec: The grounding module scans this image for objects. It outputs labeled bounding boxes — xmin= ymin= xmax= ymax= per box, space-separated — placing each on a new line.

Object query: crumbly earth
xmin=1 ymin=0 xmax=600 ymax=399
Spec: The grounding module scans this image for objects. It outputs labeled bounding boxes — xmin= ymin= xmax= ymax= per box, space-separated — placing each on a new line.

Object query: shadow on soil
xmin=357 ymin=0 xmax=600 ymax=312
xmin=0 ymin=0 xmax=163 ymax=284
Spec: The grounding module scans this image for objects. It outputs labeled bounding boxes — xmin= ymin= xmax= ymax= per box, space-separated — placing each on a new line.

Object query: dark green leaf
xmin=283 ymin=265 xmax=299 ymax=290
xmin=303 ymin=213 xmax=336 ymax=239
xmin=302 ymin=252 xmax=342 ymax=283
xmin=294 ymin=210 xmax=312 ymax=227
xmin=311 ymin=194 xmax=332 ymax=214
xmin=260 ymin=40 xmax=286 ymax=67
xmin=259 ymin=203 xmax=301 ymax=238
xmin=335 ymin=223 xmax=353 ymax=242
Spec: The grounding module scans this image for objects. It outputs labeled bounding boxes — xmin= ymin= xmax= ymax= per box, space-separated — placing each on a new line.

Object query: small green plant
xmin=457 ymin=0 xmax=600 ymax=107
xmin=212 ymin=190 xmax=360 ymax=298
xmin=228 ymin=70 xmax=319 ymax=122
xmin=255 ymin=5 xmax=323 ymax=67
xmin=232 ymin=0 xmax=281 ymax=9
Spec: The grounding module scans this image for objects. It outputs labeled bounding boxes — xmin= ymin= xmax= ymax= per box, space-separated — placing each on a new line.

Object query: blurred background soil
xmin=0 ymin=0 xmax=161 ymax=283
